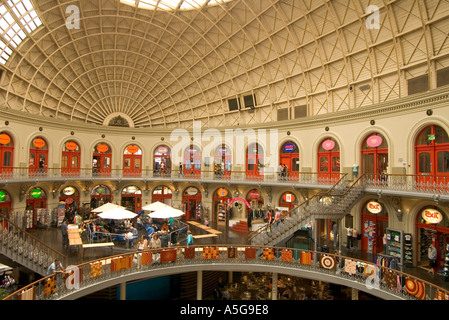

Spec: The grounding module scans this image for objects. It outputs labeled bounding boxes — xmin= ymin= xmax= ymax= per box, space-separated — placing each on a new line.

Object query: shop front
xmin=214 ymin=144 xmax=232 ymax=178
xmin=246 ymin=143 xmax=264 ymax=180
xmin=279 ymin=191 xmax=299 ymax=212
xmin=152 ymin=185 xmax=173 ymax=205
xmin=59 ymin=186 xmax=80 ymax=210
xmin=246 ymin=189 xmax=264 ymax=219
xmin=182 ymin=186 xmax=202 ymax=220
xmin=279 ymin=141 xmax=299 ymax=179
xmin=318 ymin=138 xmax=340 ymax=182
xmin=61 ymin=140 xmax=80 ymax=176
xmin=29 ymin=137 xmax=48 ymax=177
xmin=184 ymin=144 xmax=201 ymax=178
xmin=361 ymin=199 xmax=388 ymax=255
xmin=25 ymin=187 xmax=47 ymax=229
xmin=90 ymin=185 xmax=113 ymax=209
xmin=213 ymin=187 xmax=232 ymax=225
xmin=416 ymin=206 xmax=449 ymax=272
xmin=0 ymin=190 xmax=12 ymax=229
xmin=0 ymin=132 xmax=13 ymax=176
xmin=92 ymin=142 xmax=112 ymax=177
xmin=121 ymin=185 xmax=142 ymax=213
xmin=154 ymin=145 xmax=172 ymax=177
xmin=361 ymin=133 xmax=388 ymax=181
xmin=123 ymin=145 xmax=142 ymax=177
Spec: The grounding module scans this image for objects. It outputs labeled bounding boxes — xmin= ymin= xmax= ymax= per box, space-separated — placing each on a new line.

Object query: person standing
xmin=247 ymin=210 xmax=253 ymax=230
xmin=61 ymin=219 xmax=69 ymax=249
xmin=352 ymin=228 xmax=358 ymax=250
xmin=346 ymin=227 xmax=353 ymax=250
xmin=383 ymin=233 xmax=387 ymax=253
xmin=428 ymin=243 xmax=438 ymax=274
xmin=332 ymin=222 xmax=338 ymax=248
xmin=186 ymin=230 xmax=193 ymax=246
xmin=47 ymin=259 xmax=65 ymax=276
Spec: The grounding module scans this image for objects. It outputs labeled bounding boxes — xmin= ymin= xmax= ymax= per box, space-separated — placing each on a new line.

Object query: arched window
xmin=318 ymin=138 xmax=340 ymax=182
xmin=184 ymin=144 xmax=201 ymax=178
xmin=182 ymin=186 xmax=202 ymax=220
xmin=361 ymin=133 xmax=388 ymax=179
xmin=121 ymin=185 xmax=142 ymax=212
xmin=154 ymin=145 xmax=172 ymax=177
xmin=90 ymin=185 xmax=112 ymax=209
xmin=29 ymin=137 xmax=48 ymax=177
xmin=214 ymin=144 xmax=232 ymax=178
xmin=280 ymin=141 xmax=299 ymax=180
xmin=246 ymin=143 xmax=264 ymax=180
xmin=62 ymin=140 xmax=80 ymax=176
xmin=93 ymin=143 xmax=112 ymax=177
xmin=0 ymin=132 xmax=13 ymax=176
xmin=152 ymin=185 xmax=173 ymax=205
xmin=123 ymin=144 xmax=142 ymax=177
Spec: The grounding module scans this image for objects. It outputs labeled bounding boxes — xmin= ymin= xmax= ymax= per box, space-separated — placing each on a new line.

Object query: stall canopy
xmin=98 ymin=207 xmax=138 ymax=220
xmin=149 ymin=206 xmax=185 ymax=219
xmin=91 ymin=203 xmax=125 ymax=213
xmin=142 ymin=201 xmax=169 ymax=211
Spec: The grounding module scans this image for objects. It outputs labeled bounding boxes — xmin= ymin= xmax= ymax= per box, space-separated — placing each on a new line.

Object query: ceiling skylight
xmin=0 ymin=0 xmax=42 ymax=65
xmin=120 ymin=0 xmax=230 ymax=11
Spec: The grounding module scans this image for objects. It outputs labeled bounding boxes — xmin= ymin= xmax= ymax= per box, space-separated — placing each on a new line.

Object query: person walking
xmin=186 ymin=230 xmax=193 ymax=246
xmin=332 ymin=222 xmax=338 ymax=248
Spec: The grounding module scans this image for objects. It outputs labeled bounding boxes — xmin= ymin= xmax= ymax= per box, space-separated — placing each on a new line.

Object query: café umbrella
xmin=142 ymin=201 xmax=170 ymax=212
xmin=149 ymin=206 xmax=185 ymax=219
xmin=98 ymin=207 xmax=138 ymax=220
xmin=91 ymin=203 xmax=125 ymax=213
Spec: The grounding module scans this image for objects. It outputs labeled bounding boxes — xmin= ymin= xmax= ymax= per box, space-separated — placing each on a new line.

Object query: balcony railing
xmin=3 ymin=244 xmax=449 ymax=301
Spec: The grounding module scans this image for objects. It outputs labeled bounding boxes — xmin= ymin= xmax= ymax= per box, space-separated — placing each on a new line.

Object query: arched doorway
xmin=90 ymin=185 xmax=113 ymax=209
xmin=416 ymin=206 xmax=449 ymax=271
xmin=361 ymin=133 xmax=388 ymax=180
xmin=318 ymin=138 xmax=340 ymax=182
xmin=121 ymin=185 xmax=142 ymax=213
xmin=92 ymin=142 xmax=112 ymax=177
xmin=123 ymin=145 xmax=142 ymax=177
xmin=213 ymin=187 xmax=232 ymax=225
xmin=279 ymin=191 xmax=299 ymax=212
xmin=154 ymin=145 xmax=172 ymax=177
xmin=184 ymin=144 xmax=201 ymax=178
xmin=152 ymin=185 xmax=173 ymax=205
xmin=0 ymin=189 xmax=12 ymax=229
xmin=246 ymin=143 xmax=264 ymax=180
xmin=26 ymin=187 xmax=47 ymax=229
xmin=280 ymin=141 xmax=299 ymax=180
xmin=182 ymin=186 xmax=202 ymax=220
xmin=0 ymin=132 xmax=13 ymax=177
xmin=29 ymin=137 xmax=48 ymax=177
xmin=246 ymin=189 xmax=264 ymax=219
xmin=61 ymin=140 xmax=80 ymax=177
xmin=361 ymin=199 xmax=388 ymax=255
xmin=214 ymin=144 xmax=232 ymax=179
xmin=59 ymin=186 xmax=80 ymax=211
xmin=415 ymin=125 xmax=449 ymax=188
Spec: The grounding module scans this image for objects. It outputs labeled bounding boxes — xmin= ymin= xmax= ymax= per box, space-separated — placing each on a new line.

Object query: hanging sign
xmin=283 ymin=193 xmax=295 ymax=203
xmin=30 ymin=188 xmax=42 ymax=199
xmin=248 ymin=190 xmax=260 ymax=199
xmin=366 ymin=135 xmax=382 ymax=148
xmin=124 ymin=186 xmax=138 ymax=194
xmin=126 ymin=145 xmax=139 ymax=154
xmin=428 ymin=134 xmax=435 ymax=141
xmin=366 ymin=201 xmax=382 ymax=214
xmin=322 ymin=139 xmax=335 ymax=151
xmin=157 ymin=146 xmax=169 ymax=154
xmin=95 ymin=186 xmax=106 ymax=195
xmin=33 ymin=138 xmax=46 ymax=149
xmin=185 ymin=187 xmax=198 ymax=196
xmin=422 ymin=208 xmax=443 ymax=224
xmin=228 ymin=197 xmax=251 ymax=209
xmin=0 ymin=190 xmax=6 ymax=202
xmin=65 ymin=198 xmax=74 ymax=205
xmin=0 ymin=133 xmax=11 ymax=145
xmin=96 ymin=144 xmax=109 ymax=153
xmin=283 ymin=143 xmax=296 ymax=153
xmin=63 ymin=187 xmax=75 ymax=196
xmin=65 ymin=141 xmax=78 ymax=151
xmin=217 ymin=188 xmax=228 ymax=197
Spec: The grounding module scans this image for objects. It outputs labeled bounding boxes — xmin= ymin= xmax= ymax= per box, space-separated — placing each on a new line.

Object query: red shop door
xmin=93 ymin=154 xmax=111 ymax=176
xmin=280 ymin=154 xmax=299 ymax=180
xmin=123 ymin=155 xmax=142 ymax=177
xmin=62 ymin=151 xmax=80 ymax=177
xmin=29 ymin=150 xmax=48 ymax=176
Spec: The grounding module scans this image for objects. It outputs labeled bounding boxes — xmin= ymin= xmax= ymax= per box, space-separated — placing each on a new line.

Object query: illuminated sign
xmin=185 ymin=187 xmax=198 ymax=195
xmin=65 ymin=141 xmax=78 ymax=151
xmin=283 ymin=142 xmax=296 ymax=153
xmin=366 ymin=135 xmax=382 ymax=148
xmin=422 ymin=209 xmax=443 ymax=224
xmin=157 ymin=146 xmax=169 ymax=154
xmin=0 ymin=133 xmax=11 ymax=145
xmin=96 ymin=144 xmax=109 ymax=153
xmin=30 ymin=188 xmax=42 ymax=199
xmin=126 ymin=145 xmax=139 ymax=154
xmin=63 ymin=187 xmax=76 ymax=196
xmin=322 ymin=139 xmax=335 ymax=151
xmin=33 ymin=138 xmax=46 ymax=148
xmin=217 ymin=188 xmax=228 ymax=197
xmin=248 ymin=190 xmax=260 ymax=199
xmin=283 ymin=193 xmax=295 ymax=203
xmin=0 ymin=190 xmax=6 ymax=201
xmin=366 ymin=201 xmax=382 ymax=214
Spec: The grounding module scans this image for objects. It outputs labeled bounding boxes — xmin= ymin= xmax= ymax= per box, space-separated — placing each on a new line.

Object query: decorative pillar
xmin=197 ymin=270 xmax=203 ymax=300
xmin=228 ymin=271 xmax=233 ymax=284
xmin=351 ymin=288 xmax=359 ymax=300
xmin=272 ymin=273 xmax=278 ymax=300
xmin=120 ymin=282 xmax=126 ymax=300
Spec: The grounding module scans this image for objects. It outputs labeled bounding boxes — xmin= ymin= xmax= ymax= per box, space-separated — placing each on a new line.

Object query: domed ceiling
xmin=0 ymin=0 xmax=448 ymax=129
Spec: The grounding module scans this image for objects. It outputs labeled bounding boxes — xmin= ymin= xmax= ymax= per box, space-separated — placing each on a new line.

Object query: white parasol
xmin=98 ymin=207 xmax=138 ymax=220
xmin=142 ymin=201 xmax=170 ymax=211
xmin=149 ymin=206 xmax=185 ymax=219
xmin=91 ymin=202 xmax=125 ymax=213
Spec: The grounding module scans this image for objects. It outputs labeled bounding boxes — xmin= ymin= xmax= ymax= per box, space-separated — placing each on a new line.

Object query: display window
xmin=415 ymin=125 xmax=449 ymax=189
xmin=29 ymin=136 xmax=48 ymax=177
xmin=184 ymin=144 xmax=201 ymax=178
xmin=416 ymin=206 xmax=449 ymax=271
xmin=280 ymin=141 xmax=299 ymax=180
xmin=123 ymin=144 xmax=142 ymax=177
xmin=154 ymin=145 xmax=172 ymax=177
xmin=246 ymin=143 xmax=264 ymax=180
xmin=0 ymin=132 xmax=13 ymax=176
xmin=182 ymin=186 xmax=202 ymax=220
xmin=213 ymin=187 xmax=232 ymax=225
xmin=152 ymin=185 xmax=173 ymax=205
xmin=318 ymin=138 xmax=340 ymax=182
xmin=90 ymin=184 xmax=113 ymax=209
xmin=361 ymin=199 xmax=388 ymax=255
xmin=26 ymin=188 xmax=47 ymax=227
xmin=361 ymin=133 xmax=388 ymax=181
xmin=214 ymin=144 xmax=232 ymax=179
xmin=121 ymin=185 xmax=142 ymax=212
xmin=61 ymin=140 xmax=80 ymax=177
xmin=92 ymin=142 xmax=112 ymax=177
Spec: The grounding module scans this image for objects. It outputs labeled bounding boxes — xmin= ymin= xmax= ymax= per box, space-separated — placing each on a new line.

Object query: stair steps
xmin=229 ymin=220 xmax=249 ymax=233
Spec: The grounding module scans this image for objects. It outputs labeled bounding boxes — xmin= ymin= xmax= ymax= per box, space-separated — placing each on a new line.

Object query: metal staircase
xmin=0 ymin=216 xmax=66 ymax=276
xmin=249 ymin=174 xmax=365 ymax=247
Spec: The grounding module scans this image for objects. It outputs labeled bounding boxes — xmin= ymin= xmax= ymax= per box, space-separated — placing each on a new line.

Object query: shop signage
xmin=422 ymin=208 xmax=443 ymax=224
xmin=30 ymin=188 xmax=42 ymax=199
xmin=0 ymin=190 xmax=6 ymax=202
xmin=366 ymin=135 xmax=382 ymax=148
xmin=185 ymin=187 xmax=198 ymax=196
xmin=217 ymin=188 xmax=228 ymax=197
xmin=248 ymin=190 xmax=260 ymax=199
xmin=65 ymin=141 xmax=78 ymax=151
xmin=0 ymin=133 xmax=11 ymax=145
xmin=366 ymin=201 xmax=382 ymax=214
xmin=126 ymin=145 xmax=139 ymax=154
xmin=283 ymin=142 xmax=296 ymax=153
xmin=157 ymin=146 xmax=169 ymax=154
xmin=283 ymin=193 xmax=295 ymax=203
xmin=65 ymin=198 xmax=73 ymax=204
xmin=63 ymin=187 xmax=76 ymax=196
xmin=322 ymin=139 xmax=335 ymax=151
xmin=95 ymin=186 xmax=106 ymax=194
xmin=96 ymin=144 xmax=109 ymax=153
xmin=33 ymin=138 xmax=46 ymax=149
xmin=124 ymin=186 xmax=138 ymax=194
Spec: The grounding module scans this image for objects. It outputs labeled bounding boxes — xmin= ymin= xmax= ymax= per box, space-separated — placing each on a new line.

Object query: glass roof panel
xmin=120 ymin=0 xmax=231 ymax=10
